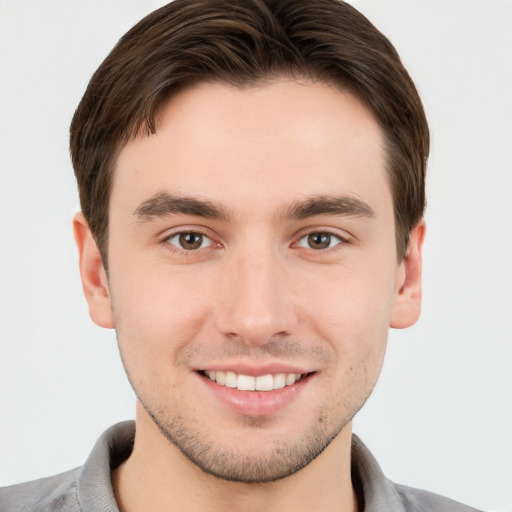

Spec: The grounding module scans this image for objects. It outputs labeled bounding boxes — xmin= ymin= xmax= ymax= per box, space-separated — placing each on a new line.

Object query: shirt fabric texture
xmin=0 ymin=421 xmax=482 ymax=511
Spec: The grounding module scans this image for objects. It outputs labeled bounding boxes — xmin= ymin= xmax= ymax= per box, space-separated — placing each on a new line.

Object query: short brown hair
xmin=70 ymin=0 xmax=429 ymax=262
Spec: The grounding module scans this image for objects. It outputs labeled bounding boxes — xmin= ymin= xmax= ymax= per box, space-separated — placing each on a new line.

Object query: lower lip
xmin=199 ymin=373 xmax=313 ymax=417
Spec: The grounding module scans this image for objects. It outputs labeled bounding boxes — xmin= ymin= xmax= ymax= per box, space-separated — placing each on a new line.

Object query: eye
xmin=166 ymin=232 xmax=213 ymax=251
xmin=297 ymin=232 xmax=344 ymax=250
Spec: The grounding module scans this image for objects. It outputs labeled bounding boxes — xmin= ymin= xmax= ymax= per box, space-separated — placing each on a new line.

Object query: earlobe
xmin=73 ymin=213 xmax=115 ymax=329
xmin=390 ymin=221 xmax=426 ymax=329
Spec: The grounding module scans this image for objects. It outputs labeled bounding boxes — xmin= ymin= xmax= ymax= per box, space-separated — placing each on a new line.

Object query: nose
xmin=214 ymin=246 xmax=299 ymax=346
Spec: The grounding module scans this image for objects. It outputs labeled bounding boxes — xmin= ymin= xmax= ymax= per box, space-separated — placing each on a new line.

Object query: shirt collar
xmin=351 ymin=433 xmax=405 ymax=511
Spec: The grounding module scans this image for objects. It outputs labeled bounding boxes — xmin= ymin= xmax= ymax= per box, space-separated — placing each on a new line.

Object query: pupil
xmin=308 ymin=233 xmax=330 ymax=249
xmin=179 ymin=233 xmax=202 ymax=250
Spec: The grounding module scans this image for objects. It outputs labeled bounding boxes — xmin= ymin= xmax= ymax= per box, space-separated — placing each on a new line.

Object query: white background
xmin=0 ymin=1 xmax=510 ymax=510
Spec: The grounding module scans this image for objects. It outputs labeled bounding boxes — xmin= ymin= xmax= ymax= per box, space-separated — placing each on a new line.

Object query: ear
xmin=390 ymin=221 xmax=426 ymax=329
xmin=73 ymin=213 xmax=115 ymax=328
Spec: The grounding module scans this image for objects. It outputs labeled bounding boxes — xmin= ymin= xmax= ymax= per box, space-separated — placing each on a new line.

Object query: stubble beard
xmin=114 ymin=321 xmax=384 ymax=483
xmin=131 ymin=386 xmax=369 ymax=483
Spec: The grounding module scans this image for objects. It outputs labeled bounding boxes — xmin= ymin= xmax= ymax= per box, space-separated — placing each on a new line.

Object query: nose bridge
xmin=215 ymin=241 xmax=297 ymax=344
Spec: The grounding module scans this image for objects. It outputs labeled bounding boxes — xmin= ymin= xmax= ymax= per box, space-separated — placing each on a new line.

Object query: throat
xmin=114 ymin=404 xmax=358 ymax=512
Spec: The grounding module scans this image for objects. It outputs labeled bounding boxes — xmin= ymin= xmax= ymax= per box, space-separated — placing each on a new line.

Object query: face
xmin=76 ymin=79 xmax=423 ymax=482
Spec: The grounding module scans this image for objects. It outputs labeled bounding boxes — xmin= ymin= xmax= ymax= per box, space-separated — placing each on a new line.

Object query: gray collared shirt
xmin=0 ymin=421 xmax=483 ymax=511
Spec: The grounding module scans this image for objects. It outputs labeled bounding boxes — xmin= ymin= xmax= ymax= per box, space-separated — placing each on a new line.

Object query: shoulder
xmin=394 ymin=483 xmax=484 ymax=512
xmin=351 ymin=434 xmax=484 ymax=512
xmin=0 ymin=422 xmax=134 ymax=512
xmin=0 ymin=468 xmax=81 ymax=512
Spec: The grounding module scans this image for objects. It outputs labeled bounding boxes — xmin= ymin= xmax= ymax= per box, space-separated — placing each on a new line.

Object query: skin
xmin=74 ymin=78 xmax=424 ymax=512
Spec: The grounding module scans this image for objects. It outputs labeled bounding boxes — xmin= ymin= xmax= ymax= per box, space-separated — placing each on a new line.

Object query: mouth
xmin=196 ymin=368 xmax=315 ymax=417
xmin=198 ymin=370 xmax=311 ymax=391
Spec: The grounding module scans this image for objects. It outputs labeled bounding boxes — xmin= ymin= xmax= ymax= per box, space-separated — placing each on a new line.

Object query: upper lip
xmin=195 ymin=362 xmax=315 ymax=376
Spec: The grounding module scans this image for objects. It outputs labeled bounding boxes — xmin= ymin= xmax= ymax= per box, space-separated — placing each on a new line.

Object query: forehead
xmin=111 ymin=79 xmax=389 ymax=219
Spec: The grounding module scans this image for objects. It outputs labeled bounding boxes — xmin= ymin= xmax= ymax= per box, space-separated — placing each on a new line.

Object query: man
xmin=0 ymin=1 xmax=484 ymax=510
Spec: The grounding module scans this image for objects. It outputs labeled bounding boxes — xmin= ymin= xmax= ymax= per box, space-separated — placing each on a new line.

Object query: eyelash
xmin=295 ymin=230 xmax=350 ymax=251
xmin=161 ymin=229 xmax=217 ymax=255
xmin=160 ymin=228 xmax=350 ymax=255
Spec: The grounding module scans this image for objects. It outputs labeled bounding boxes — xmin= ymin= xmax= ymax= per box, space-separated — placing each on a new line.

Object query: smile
xmin=202 ymin=370 xmax=307 ymax=391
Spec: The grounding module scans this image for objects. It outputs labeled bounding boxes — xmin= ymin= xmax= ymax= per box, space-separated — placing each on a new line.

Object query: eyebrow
xmin=133 ymin=192 xmax=374 ymax=222
xmin=278 ymin=195 xmax=375 ymax=221
xmin=133 ymin=192 xmax=232 ymax=221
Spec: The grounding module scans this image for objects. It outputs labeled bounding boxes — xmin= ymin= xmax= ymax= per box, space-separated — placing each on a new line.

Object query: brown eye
xmin=297 ymin=232 xmax=342 ymax=250
xmin=179 ymin=233 xmax=203 ymax=250
xmin=167 ymin=232 xmax=211 ymax=251
xmin=307 ymin=233 xmax=331 ymax=249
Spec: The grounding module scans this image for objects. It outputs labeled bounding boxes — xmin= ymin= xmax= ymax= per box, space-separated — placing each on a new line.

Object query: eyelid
xmin=167 ymin=232 xmax=213 ymax=250
xmin=158 ymin=223 xmax=218 ymax=240
xmin=293 ymin=227 xmax=352 ymax=242
xmin=159 ymin=226 xmax=222 ymax=252
xmin=292 ymin=227 xmax=352 ymax=251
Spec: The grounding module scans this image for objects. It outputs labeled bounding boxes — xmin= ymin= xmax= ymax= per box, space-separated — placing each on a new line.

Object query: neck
xmin=112 ymin=404 xmax=358 ymax=512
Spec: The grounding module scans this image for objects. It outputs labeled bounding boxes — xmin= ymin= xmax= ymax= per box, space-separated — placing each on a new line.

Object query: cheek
xmin=109 ymin=263 xmax=215 ymax=365
xmin=299 ymin=259 xmax=397 ymax=355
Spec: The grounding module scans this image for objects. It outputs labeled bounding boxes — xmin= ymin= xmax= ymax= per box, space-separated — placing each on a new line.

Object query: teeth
xmin=255 ymin=374 xmax=273 ymax=391
xmin=273 ymin=373 xmax=286 ymax=389
xmin=215 ymin=371 xmax=226 ymax=385
xmin=224 ymin=371 xmax=237 ymax=388
xmin=286 ymin=373 xmax=297 ymax=386
xmin=204 ymin=370 xmax=304 ymax=391
xmin=237 ymin=374 xmax=255 ymax=390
